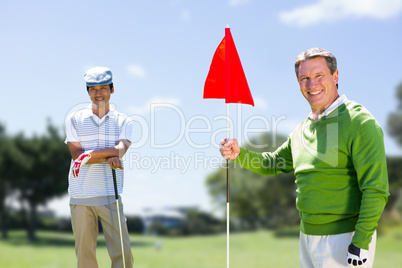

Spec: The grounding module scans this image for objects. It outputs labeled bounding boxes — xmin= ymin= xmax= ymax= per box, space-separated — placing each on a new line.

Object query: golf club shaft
xmin=112 ymin=168 xmax=126 ymax=268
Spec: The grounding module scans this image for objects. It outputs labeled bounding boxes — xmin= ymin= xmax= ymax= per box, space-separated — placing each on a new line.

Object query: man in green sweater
xmin=220 ymin=48 xmax=389 ymax=268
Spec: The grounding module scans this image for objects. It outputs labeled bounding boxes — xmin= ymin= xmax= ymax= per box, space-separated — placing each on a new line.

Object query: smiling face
xmin=88 ymin=84 xmax=114 ymax=115
xmin=297 ymin=57 xmax=339 ymax=116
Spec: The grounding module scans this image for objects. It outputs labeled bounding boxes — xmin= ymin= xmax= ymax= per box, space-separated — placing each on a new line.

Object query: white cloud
xmin=228 ymin=0 xmax=252 ymax=7
xmin=127 ymin=64 xmax=146 ymax=78
xmin=253 ymin=96 xmax=268 ymax=110
xmin=168 ymin=1 xmax=190 ymax=21
xmin=181 ymin=9 xmax=190 ymax=21
xmin=279 ymin=0 xmax=402 ymax=27
xmin=128 ymin=97 xmax=181 ymax=115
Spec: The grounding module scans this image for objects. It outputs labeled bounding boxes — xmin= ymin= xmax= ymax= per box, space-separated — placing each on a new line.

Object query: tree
xmin=386 ymin=157 xmax=402 ymax=210
xmin=206 ymin=133 xmax=298 ymax=230
xmin=0 ymin=123 xmax=26 ymax=239
xmin=388 ymin=82 xmax=402 ymax=146
xmin=0 ymin=123 xmax=8 ymax=239
xmin=386 ymin=81 xmax=402 ymax=219
xmin=10 ymin=121 xmax=71 ymax=240
xmin=181 ymin=209 xmax=224 ymax=235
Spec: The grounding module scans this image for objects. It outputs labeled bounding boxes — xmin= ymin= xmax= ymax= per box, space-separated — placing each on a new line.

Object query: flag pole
xmin=203 ymin=25 xmax=254 ymax=268
xmin=225 ymin=25 xmax=230 ymax=268
xmin=226 ymin=103 xmax=230 ymax=268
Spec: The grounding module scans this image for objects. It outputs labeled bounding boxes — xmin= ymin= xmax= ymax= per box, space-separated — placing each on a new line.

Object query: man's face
xmin=297 ymin=57 xmax=339 ymax=114
xmin=88 ymin=85 xmax=113 ymax=108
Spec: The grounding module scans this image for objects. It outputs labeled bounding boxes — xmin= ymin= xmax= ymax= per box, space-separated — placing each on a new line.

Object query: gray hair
xmin=294 ymin=48 xmax=337 ymax=77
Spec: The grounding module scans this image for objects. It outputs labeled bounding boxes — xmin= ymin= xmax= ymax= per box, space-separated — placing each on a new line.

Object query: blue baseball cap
xmin=84 ymin=66 xmax=113 ymax=87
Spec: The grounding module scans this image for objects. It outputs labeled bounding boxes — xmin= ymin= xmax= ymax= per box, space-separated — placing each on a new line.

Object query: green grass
xmin=0 ymin=227 xmax=401 ymax=267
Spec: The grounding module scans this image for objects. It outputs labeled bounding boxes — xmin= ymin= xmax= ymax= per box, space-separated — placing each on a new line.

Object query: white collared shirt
xmin=65 ymin=104 xmax=133 ymax=200
xmin=308 ymin=94 xmax=348 ymax=121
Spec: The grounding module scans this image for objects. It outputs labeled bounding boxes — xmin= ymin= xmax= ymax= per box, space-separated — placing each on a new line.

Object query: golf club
xmin=112 ymin=168 xmax=126 ymax=268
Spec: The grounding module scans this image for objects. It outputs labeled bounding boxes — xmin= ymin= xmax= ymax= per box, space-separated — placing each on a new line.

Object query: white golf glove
xmin=347 ymin=244 xmax=369 ymax=267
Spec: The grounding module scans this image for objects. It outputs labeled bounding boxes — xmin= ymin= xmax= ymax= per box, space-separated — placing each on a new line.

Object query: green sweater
xmin=234 ymin=100 xmax=389 ymax=249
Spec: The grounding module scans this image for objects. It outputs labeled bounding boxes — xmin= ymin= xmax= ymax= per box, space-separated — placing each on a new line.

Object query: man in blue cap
xmin=65 ymin=66 xmax=134 ymax=268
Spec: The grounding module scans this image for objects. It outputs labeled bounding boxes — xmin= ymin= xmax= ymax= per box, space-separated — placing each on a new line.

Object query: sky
xmin=1 ymin=0 xmax=402 ymax=217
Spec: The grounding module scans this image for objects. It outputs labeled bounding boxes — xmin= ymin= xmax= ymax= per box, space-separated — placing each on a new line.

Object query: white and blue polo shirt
xmin=65 ymin=105 xmax=133 ymax=206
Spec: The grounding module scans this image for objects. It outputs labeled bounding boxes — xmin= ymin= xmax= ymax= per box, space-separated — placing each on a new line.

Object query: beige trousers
xmin=70 ymin=203 xmax=134 ymax=268
xmin=299 ymin=231 xmax=377 ymax=268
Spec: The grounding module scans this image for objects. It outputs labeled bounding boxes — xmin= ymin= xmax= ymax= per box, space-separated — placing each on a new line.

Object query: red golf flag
xmin=204 ymin=27 xmax=254 ymax=106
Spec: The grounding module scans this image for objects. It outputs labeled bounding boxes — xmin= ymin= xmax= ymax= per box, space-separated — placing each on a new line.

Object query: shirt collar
xmin=83 ymin=104 xmax=116 ymax=124
xmin=308 ymin=94 xmax=348 ymax=121
xmin=85 ymin=104 xmax=116 ymax=117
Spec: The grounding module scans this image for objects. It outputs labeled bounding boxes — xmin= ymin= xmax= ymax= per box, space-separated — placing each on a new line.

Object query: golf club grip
xmin=112 ymin=169 xmax=119 ymax=200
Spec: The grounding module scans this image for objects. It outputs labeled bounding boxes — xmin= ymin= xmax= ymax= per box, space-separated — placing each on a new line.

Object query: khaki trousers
xmin=70 ymin=203 xmax=134 ymax=268
xmin=299 ymin=231 xmax=377 ymax=268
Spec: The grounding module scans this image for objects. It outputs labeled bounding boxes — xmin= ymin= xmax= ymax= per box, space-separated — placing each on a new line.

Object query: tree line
xmin=0 ymin=121 xmax=71 ymax=240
